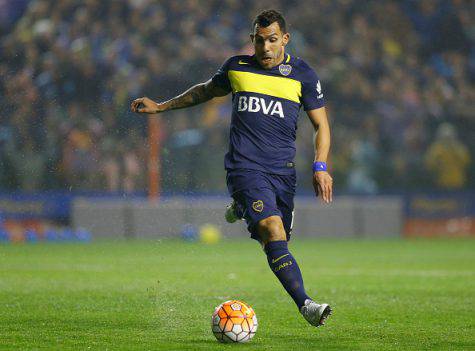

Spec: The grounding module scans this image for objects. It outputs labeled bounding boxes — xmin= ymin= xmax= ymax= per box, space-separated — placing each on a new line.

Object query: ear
xmin=282 ymin=32 xmax=290 ymax=46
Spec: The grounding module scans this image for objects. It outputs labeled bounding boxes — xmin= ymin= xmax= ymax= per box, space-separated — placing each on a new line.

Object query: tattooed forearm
xmin=160 ymin=83 xmax=214 ymax=112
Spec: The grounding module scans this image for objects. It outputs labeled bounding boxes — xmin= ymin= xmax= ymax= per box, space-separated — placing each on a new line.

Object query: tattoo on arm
xmin=161 ymin=83 xmax=214 ymax=112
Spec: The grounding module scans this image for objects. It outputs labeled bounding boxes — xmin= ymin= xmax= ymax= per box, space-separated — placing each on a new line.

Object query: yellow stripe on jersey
xmin=228 ymin=70 xmax=301 ymax=103
xmin=285 ymin=54 xmax=290 ymax=63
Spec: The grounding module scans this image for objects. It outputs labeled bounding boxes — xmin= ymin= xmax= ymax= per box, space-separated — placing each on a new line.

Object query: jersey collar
xmin=250 ymin=53 xmax=292 ymax=70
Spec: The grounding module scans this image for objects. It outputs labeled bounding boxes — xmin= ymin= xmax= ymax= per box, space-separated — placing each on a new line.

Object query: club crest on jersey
xmin=279 ymin=64 xmax=292 ymax=76
xmin=252 ymin=200 xmax=264 ymax=212
xmin=237 ymin=96 xmax=284 ymax=118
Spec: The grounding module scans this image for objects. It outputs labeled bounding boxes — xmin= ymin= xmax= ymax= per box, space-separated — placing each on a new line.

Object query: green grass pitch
xmin=0 ymin=238 xmax=474 ymax=350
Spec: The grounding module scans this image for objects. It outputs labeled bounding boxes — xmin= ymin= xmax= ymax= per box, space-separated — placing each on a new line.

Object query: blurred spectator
xmin=425 ymin=123 xmax=471 ymax=189
xmin=347 ymin=120 xmax=381 ymax=194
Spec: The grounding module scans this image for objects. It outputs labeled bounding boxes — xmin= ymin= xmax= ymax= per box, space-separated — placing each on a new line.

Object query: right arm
xmin=130 ymin=79 xmax=229 ymax=114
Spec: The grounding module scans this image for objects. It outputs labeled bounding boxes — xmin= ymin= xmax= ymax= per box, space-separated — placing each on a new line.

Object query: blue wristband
xmin=313 ymin=161 xmax=327 ymax=172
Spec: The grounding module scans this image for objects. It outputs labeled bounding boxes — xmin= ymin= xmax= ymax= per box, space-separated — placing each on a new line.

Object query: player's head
xmin=251 ymin=10 xmax=289 ymax=69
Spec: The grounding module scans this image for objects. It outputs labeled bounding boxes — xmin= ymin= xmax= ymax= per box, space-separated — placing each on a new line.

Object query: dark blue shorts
xmin=226 ymin=169 xmax=296 ymax=242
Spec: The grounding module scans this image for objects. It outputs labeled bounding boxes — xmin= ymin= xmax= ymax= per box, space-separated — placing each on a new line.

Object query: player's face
xmin=251 ymin=22 xmax=289 ymax=69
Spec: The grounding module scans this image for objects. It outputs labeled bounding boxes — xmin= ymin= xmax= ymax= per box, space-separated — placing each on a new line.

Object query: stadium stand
xmin=0 ymin=0 xmax=473 ymax=194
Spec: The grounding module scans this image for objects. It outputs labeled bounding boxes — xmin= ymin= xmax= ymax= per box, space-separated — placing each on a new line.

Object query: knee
xmin=258 ymin=216 xmax=282 ymax=235
xmin=257 ymin=216 xmax=286 ymax=244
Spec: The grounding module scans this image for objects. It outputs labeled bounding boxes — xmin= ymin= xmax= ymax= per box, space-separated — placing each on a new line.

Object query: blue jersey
xmin=212 ymin=53 xmax=325 ymax=175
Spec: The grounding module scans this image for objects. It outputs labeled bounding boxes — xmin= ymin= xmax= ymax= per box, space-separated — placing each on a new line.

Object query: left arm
xmin=307 ymin=107 xmax=333 ymax=204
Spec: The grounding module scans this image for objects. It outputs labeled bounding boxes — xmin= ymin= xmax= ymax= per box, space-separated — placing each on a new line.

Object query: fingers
xmin=322 ymin=177 xmax=332 ymax=204
xmin=323 ymin=183 xmax=332 ymax=204
xmin=131 ymin=98 xmax=144 ymax=112
xmin=321 ymin=182 xmax=329 ymax=204
xmin=322 ymin=177 xmax=333 ymax=204
xmin=314 ymin=173 xmax=333 ymax=204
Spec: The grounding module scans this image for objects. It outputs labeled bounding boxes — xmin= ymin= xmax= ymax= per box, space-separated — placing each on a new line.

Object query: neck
xmin=273 ymin=51 xmax=286 ymax=68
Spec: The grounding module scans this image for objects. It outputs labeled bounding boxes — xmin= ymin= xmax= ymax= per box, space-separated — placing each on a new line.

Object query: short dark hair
xmin=252 ymin=10 xmax=287 ymax=33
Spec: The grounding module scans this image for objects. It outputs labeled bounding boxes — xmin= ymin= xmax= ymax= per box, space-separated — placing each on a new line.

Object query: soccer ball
xmin=199 ymin=223 xmax=222 ymax=244
xmin=211 ymin=300 xmax=257 ymax=343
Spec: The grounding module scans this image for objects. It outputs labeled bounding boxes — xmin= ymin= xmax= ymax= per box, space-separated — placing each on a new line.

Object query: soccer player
xmin=131 ymin=9 xmax=333 ymax=327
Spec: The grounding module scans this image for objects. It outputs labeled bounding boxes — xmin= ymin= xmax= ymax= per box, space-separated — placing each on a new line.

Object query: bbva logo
xmin=237 ymin=96 xmax=284 ymax=118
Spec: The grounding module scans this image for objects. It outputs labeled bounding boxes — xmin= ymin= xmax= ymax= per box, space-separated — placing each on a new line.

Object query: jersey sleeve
xmin=211 ymin=57 xmax=232 ymax=93
xmin=300 ymin=68 xmax=325 ymax=111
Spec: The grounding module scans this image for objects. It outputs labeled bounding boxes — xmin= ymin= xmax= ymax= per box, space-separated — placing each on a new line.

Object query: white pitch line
xmin=314 ymin=269 xmax=475 ymax=277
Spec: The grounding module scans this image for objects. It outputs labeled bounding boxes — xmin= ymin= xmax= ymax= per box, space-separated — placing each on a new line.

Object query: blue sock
xmin=265 ymin=240 xmax=310 ymax=309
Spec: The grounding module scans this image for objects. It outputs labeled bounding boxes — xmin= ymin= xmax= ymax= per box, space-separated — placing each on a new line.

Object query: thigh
xmin=233 ymin=187 xmax=282 ymax=242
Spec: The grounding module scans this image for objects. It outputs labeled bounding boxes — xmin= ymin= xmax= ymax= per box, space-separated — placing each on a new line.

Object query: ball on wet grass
xmin=199 ymin=223 xmax=222 ymax=244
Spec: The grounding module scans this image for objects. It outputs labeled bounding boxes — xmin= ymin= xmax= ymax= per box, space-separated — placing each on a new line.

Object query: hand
xmin=313 ymin=171 xmax=333 ymax=204
xmin=130 ymin=97 xmax=160 ymax=114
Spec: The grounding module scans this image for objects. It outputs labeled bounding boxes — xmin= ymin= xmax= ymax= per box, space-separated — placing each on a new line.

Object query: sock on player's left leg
xmin=264 ymin=240 xmax=310 ymax=309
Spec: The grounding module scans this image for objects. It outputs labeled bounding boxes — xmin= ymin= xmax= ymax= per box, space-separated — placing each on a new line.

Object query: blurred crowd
xmin=0 ymin=0 xmax=473 ymax=194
